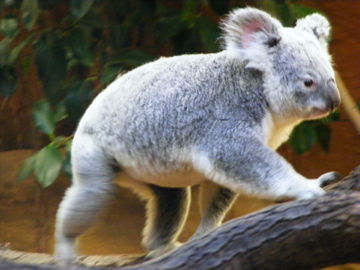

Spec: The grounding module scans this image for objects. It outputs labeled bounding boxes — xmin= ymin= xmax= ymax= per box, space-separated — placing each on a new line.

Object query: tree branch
xmin=335 ymin=71 xmax=360 ymax=134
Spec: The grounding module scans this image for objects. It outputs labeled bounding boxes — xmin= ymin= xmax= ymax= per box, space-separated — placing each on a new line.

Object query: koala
xmin=55 ymin=7 xmax=341 ymax=264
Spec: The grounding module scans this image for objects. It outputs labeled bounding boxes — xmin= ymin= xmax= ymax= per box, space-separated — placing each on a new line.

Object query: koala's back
xmin=74 ymin=51 xmax=267 ymax=182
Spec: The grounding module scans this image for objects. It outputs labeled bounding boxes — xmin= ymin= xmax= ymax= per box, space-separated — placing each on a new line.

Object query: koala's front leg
xmin=191 ymin=134 xmax=333 ymax=201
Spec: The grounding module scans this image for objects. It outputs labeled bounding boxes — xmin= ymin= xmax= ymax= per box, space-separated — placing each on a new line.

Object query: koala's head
xmin=221 ymin=8 xmax=340 ymax=120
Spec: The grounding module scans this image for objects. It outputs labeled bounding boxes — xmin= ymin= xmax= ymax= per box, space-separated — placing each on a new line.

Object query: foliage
xmin=0 ymin=0 xmax=339 ymax=186
xmin=289 ymin=112 xmax=340 ymax=154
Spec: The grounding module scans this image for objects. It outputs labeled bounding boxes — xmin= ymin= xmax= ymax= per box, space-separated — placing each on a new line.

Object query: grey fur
xmin=55 ymin=7 xmax=341 ymax=264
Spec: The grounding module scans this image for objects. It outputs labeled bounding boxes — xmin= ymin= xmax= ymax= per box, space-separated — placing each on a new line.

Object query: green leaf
xmin=181 ymin=0 xmax=199 ymax=26
xmin=321 ymin=111 xmax=340 ymax=123
xmin=0 ymin=37 xmax=12 ymax=66
xmin=109 ymin=25 xmax=130 ymax=49
xmin=34 ymin=32 xmax=67 ymax=102
xmin=17 ymin=154 xmax=37 ymax=182
xmin=196 ymin=17 xmax=219 ymax=52
xmin=38 ymin=0 xmax=59 ymax=10
xmin=70 ymin=0 xmax=94 ymax=19
xmin=52 ymin=136 xmax=67 ymax=147
xmin=289 ymin=122 xmax=317 ymax=154
xmin=21 ymin=0 xmax=40 ymax=30
xmin=316 ymin=124 xmax=331 ymax=152
xmin=157 ymin=15 xmax=188 ymax=43
xmin=0 ymin=68 xmax=17 ymax=96
xmin=62 ymin=141 xmax=72 ymax=179
xmin=34 ymin=144 xmax=63 ymax=187
xmin=0 ymin=18 xmax=18 ymax=38
xmin=0 ymin=0 xmax=18 ymax=8
xmin=110 ymin=50 xmax=156 ymax=68
xmin=0 ymin=35 xmax=30 ymax=66
xmin=65 ymin=80 xmax=93 ymax=125
xmin=101 ymin=64 xmax=120 ymax=84
xmin=8 ymin=35 xmax=32 ymax=65
xmin=290 ymin=3 xmax=319 ymax=19
xmin=33 ymin=100 xmax=55 ymax=136
xmin=32 ymin=100 xmax=67 ymax=136
xmin=260 ymin=0 xmax=295 ymax=26
xmin=67 ymin=27 xmax=93 ymax=66
xmin=54 ymin=103 xmax=67 ymax=122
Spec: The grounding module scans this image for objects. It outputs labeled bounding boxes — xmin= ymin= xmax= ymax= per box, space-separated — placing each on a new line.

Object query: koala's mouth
xmin=307 ymin=107 xmax=331 ymax=119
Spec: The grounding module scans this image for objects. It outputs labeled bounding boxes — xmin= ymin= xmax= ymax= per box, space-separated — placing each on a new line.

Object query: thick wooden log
xmin=126 ymin=193 xmax=360 ymax=270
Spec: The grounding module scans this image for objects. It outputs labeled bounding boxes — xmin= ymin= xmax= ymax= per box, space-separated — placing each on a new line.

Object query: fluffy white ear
xmin=296 ymin=14 xmax=331 ymax=49
xmin=221 ymin=7 xmax=282 ymax=51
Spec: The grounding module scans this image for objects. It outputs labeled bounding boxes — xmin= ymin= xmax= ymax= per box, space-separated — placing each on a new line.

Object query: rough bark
xmin=1 ymin=167 xmax=360 ymax=270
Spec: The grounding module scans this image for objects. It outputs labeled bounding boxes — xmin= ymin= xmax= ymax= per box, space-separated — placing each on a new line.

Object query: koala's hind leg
xmin=142 ymin=185 xmax=191 ymax=258
xmin=193 ymin=181 xmax=237 ymax=238
xmin=54 ymin=135 xmax=116 ymax=264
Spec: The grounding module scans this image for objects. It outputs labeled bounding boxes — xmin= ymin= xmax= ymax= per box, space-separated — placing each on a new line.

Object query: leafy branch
xmin=17 ymin=99 xmax=71 ymax=187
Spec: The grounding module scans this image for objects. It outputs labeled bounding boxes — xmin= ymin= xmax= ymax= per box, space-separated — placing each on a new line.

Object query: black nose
xmin=327 ymin=98 xmax=340 ymax=111
xmin=327 ymin=81 xmax=341 ymax=111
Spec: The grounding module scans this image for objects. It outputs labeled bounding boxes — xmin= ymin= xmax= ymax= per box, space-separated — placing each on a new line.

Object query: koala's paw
xmin=294 ymin=172 xmax=341 ymax=200
xmin=317 ymin=171 xmax=342 ymax=187
xmin=295 ymin=186 xmax=325 ymax=200
xmin=54 ymin=236 xmax=77 ymax=265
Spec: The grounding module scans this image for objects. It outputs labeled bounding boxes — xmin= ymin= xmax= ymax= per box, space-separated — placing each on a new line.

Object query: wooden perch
xmin=1 ymin=167 xmax=360 ymax=270
xmin=335 ymin=71 xmax=360 ymax=134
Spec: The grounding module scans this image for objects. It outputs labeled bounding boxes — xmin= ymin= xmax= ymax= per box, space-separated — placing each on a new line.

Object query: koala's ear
xmin=221 ymin=7 xmax=282 ymax=51
xmin=296 ymin=14 xmax=331 ymax=49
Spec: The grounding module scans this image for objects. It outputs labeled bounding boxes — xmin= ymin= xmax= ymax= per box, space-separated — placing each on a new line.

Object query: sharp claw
xmin=319 ymin=171 xmax=342 ymax=187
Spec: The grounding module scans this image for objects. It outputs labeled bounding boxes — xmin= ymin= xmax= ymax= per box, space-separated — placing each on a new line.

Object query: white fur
xmin=262 ymin=112 xmax=301 ymax=150
xmin=296 ymin=13 xmax=330 ymax=49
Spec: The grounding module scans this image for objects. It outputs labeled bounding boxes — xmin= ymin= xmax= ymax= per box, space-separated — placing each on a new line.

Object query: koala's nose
xmin=326 ymin=81 xmax=341 ymax=111
xmin=327 ymin=98 xmax=339 ymax=112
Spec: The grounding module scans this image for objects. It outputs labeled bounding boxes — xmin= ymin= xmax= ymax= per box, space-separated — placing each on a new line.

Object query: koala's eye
xmin=304 ymin=79 xmax=314 ymax=88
